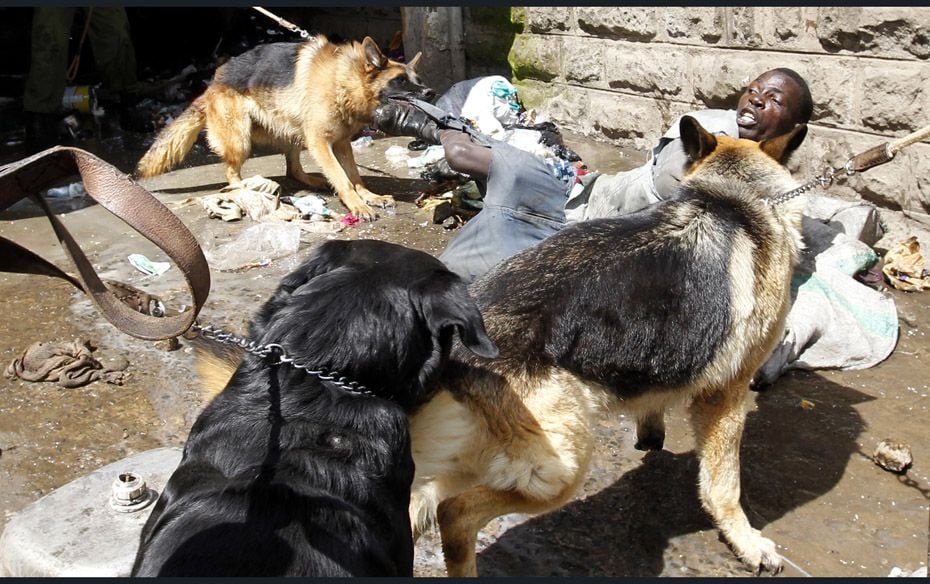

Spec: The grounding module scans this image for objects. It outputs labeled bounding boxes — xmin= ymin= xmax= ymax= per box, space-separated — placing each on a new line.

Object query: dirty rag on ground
xmin=5 ymin=339 xmax=129 ymax=388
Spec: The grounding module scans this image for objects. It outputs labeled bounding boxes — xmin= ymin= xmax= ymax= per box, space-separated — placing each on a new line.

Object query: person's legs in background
xmin=22 ymin=7 xmax=76 ymax=151
xmin=87 ymin=8 xmax=140 ymax=101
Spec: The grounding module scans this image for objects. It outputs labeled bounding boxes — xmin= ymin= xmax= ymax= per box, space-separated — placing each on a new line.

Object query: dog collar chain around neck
xmin=192 ymin=322 xmax=386 ymax=399
xmin=766 ymin=165 xmax=838 ymax=206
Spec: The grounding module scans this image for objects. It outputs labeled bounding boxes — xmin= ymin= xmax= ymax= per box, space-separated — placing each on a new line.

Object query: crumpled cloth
xmin=756 ymin=195 xmax=899 ymax=385
xmin=200 ymin=176 xmax=302 ymax=222
xmin=882 ymin=236 xmax=930 ymax=291
xmin=5 ymin=339 xmax=129 ymax=388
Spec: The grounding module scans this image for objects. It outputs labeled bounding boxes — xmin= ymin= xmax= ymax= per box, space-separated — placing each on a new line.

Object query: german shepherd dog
xmin=131 ymin=240 xmax=497 ymax=576
xmin=136 ymin=36 xmax=434 ymax=220
xmin=407 ymin=116 xmax=808 ymax=576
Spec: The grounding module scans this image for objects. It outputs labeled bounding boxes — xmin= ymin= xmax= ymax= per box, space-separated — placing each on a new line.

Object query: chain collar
xmin=192 ymin=322 xmax=384 ymax=399
xmin=765 ymin=166 xmax=835 ymax=206
xmin=766 ymin=157 xmax=862 ymax=207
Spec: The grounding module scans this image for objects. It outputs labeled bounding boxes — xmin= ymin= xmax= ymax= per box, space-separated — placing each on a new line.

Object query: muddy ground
xmin=0 ymin=128 xmax=928 ymax=577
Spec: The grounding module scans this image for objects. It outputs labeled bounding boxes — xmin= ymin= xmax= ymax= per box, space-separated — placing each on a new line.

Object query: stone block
xmin=801 ymin=128 xmax=929 ymax=213
xmin=603 ymin=43 xmax=693 ymax=101
xmin=576 ymin=7 xmax=658 ymax=42
xmin=691 ymin=52 xmax=783 ymax=109
xmin=772 ymin=7 xmax=804 ymax=42
xmin=533 ymin=83 xmax=593 ymax=135
xmin=526 ymin=7 xmax=572 ymax=34
xmin=817 ymin=7 xmax=930 ymax=60
xmin=860 ymin=65 xmax=928 ymax=133
xmin=562 ymin=37 xmax=604 ymax=85
xmin=586 ymin=92 xmax=665 ymax=149
xmin=729 ymin=7 xmax=764 ymax=48
xmin=508 ymin=34 xmax=560 ymax=82
xmin=791 ymin=55 xmax=855 ymax=127
xmin=664 ymin=7 xmax=724 ymax=44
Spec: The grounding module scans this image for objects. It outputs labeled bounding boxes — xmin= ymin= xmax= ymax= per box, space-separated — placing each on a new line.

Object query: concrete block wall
xmin=508 ymin=7 xmax=930 ymax=219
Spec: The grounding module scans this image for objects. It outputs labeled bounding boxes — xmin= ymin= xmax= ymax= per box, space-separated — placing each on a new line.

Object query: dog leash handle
xmin=845 ymin=122 xmax=930 ymax=174
xmin=0 ymin=146 xmax=211 ymax=340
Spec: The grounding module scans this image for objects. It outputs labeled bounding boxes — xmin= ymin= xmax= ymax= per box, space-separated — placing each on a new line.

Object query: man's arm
xmin=440 ymin=129 xmax=492 ymax=179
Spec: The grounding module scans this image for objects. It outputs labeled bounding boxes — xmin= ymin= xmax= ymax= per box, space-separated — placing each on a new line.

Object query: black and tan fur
xmin=136 ymin=36 xmax=433 ymax=220
xmin=132 ymin=240 xmax=496 ymax=576
xmin=197 ymin=118 xmax=808 ymax=574
xmin=406 ymin=116 xmax=808 ymax=576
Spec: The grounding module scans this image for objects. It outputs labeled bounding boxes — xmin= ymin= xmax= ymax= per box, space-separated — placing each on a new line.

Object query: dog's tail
xmin=189 ymin=333 xmax=242 ymax=400
xmin=136 ymin=96 xmax=207 ymax=178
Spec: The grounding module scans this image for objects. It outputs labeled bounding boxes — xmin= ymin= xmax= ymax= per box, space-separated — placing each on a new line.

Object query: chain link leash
xmin=192 ymin=322 xmax=384 ymax=399
xmin=765 ymin=165 xmax=840 ymax=206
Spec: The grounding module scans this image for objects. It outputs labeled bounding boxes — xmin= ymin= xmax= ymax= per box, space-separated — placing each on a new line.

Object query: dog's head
xmin=357 ymin=36 xmax=435 ymax=104
xmin=249 ymin=239 xmax=496 ymax=410
xmin=679 ymin=115 xmax=807 ymax=197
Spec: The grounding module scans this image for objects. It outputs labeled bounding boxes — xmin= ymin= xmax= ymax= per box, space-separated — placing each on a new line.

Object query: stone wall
xmin=508 ymin=7 xmax=930 ymax=220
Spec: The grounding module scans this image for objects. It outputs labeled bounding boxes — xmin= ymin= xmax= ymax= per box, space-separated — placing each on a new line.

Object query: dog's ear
xmin=680 ymin=115 xmax=718 ymax=163
xmin=759 ymin=124 xmax=808 ymax=164
xmin=407 ymin=51 xmax=422 ymax=70
xmin=419 ymin=277 xmax=498 ymax=359
xmin=362 ymin=36 xmax=387 ymax=70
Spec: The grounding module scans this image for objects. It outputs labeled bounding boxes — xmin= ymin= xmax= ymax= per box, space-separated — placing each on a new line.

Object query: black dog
xmin=131 ymin=239 xmax=497 ymax=576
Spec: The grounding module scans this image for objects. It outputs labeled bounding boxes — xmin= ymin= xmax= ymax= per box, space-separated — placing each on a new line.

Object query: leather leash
xmin=252 ymin=6 xmax=311 ymax=39
xmin=769 ymin=122 xmax=930 ymax=206
xmin=0 ymin=146 xmax=211 ymax=341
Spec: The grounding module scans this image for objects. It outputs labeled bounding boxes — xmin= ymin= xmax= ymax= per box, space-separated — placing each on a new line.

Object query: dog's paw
xmin=348 ymin=201 xmax=379 ymax=221
xmin=361 ymin=192 xmax=396 ymax=209
xmin=633 ymin=427 xmax=664 ymax=451
xmin=733 ymin=530 xmax=783 ymax=575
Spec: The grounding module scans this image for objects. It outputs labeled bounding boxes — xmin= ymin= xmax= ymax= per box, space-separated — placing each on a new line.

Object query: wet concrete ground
xmin=0 ymin=130 xmax=928 ymax=577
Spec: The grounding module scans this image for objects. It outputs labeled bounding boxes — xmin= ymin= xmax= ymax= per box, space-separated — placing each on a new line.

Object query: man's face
xmin=736 ymin=71 xmax=803 ymax=141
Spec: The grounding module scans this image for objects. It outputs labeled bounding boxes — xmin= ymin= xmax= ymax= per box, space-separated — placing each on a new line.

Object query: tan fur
xmin=136 ymin=35 xmax=423 ymax=220
xmin=409 ymin=133 xmax=805 ymax=576
xmin=191 ymin=338 xmax=241 ymax=402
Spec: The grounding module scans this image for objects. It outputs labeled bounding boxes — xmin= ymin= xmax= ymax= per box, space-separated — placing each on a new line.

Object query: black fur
xmin=465 ymin=193 xmax=750 ymax=398
xmin=132 ymin=240 xmax=496 ymax=577
xmin=379 ymin=73 xmax=435 ymax=103
xmin=217 ymin=42 xmax=301 ymax=91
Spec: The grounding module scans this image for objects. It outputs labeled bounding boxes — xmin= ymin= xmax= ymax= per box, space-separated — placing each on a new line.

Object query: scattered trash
xmin=459 ymin=75 xmax=522 ymax=138
xmin=62 ymin=85 xmax=96 ymax=114
xmin=205 ymin=222 xmax=301 ymax=271
xmin=4 ymin=339 xmax=130 ymax=388
xmin=285 ymin=194 xmax=335 ymax=217
xmin=128 ymin=253 xmax=170 ymax=277
xmin=800 ymin=399 xmax=816 ymax=410
xmin=384 ymin=144 xmax=410 ymax=163
xmin=407 ymin=145 xmax=447 ymax=168
xmin=340 ymin=214 xmax=361 ymax=226
xmin=889 ymin=566 xmax=927 ymax=577
xmin=881 ymin=237 xmax=930 ymax=291
xmin=45 ymin=182 xmax=86 ymax=200
xmin=872 ymin=439 xmax=913 ymax=473
xmin=200 ymin=176 xmax=344 ymax=230
xmin=351 ymin=135 xmax=373 ymax=149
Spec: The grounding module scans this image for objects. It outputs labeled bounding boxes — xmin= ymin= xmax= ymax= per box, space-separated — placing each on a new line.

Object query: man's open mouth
xmin=737 ymin=108 xmax=757 ymax=127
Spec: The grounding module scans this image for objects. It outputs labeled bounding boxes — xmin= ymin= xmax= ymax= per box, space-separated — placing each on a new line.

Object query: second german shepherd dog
xmin=407 ymin=116 xmax=808 ymax=576
xmin=136 ymin=36 xmax=434 ymax=220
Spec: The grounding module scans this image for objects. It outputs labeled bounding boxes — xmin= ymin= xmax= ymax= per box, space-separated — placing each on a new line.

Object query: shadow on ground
xmin=473 ymin=375 xmax=872 ymax=576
